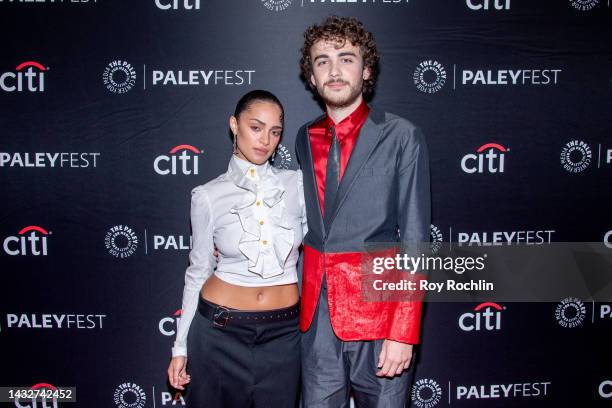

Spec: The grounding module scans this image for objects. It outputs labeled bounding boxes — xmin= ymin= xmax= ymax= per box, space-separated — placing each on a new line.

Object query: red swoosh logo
xmin=16 ymin=61 xmax=46 ymax=71
xmin=474 ymin=302 xmax=503 ymax=311
xmin=169 ymin=145 xmax=200 ymax=154
xmin=19 ymin=226 xmax=49 ymax=235
xmin=31 ymin=383 xmax=57 ymax=391
xmin=477 ymin=143 xmax=506 ymax=153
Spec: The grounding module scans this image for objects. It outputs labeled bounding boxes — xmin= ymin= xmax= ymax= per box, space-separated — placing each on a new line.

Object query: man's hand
xmin=376 ymin=339 xmax=413 ymax=377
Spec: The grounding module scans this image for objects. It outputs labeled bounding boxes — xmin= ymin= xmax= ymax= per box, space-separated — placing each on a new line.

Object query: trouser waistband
xmin=198 ymin=296 xmax=300 ymax=327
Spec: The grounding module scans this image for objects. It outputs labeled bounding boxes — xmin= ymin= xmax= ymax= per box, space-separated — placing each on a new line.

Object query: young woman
xmin=167 ymin=90 xmax=306 ymax=407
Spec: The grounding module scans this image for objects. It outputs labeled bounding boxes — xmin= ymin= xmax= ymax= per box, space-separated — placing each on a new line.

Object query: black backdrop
xmin=1 ymin=1 xmax=611 ymax=407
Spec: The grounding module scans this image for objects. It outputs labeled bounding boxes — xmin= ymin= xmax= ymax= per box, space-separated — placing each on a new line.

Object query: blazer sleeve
xmin=388 ymin=125 xmax=431 ymax=344
xmin=172 ymin=186 xmax=215 ymax=357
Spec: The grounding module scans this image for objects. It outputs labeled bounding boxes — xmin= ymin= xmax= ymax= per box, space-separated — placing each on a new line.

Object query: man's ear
xmin=310 ymin=73 xmax=316 ymax=87
xmin=363 ymin=66 xmax=371 ymax=81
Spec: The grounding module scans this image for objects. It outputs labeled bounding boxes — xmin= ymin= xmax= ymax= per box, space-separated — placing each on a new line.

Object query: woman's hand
xmin=167 ymin=356 xmax=191 ymax=390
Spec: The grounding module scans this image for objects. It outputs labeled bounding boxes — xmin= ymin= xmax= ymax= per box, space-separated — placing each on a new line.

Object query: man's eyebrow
xmin=338 ymin=52 xmax=358 ymax=58
xmin=313 ymin=54 xmax=329 ymax=62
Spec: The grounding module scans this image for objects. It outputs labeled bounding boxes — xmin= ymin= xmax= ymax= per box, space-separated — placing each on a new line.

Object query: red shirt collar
xmin=325 ymin=99 xmax=369 ymax=141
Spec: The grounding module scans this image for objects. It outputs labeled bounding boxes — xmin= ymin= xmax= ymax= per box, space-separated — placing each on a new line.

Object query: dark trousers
xmin=301 ymin=278 xmax=415 ymax=408
xmin=186 ymin=297 xmax=301 ymax=408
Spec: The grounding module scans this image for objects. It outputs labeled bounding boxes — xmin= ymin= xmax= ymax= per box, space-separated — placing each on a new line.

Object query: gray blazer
xmin=295 ymin=107 xmax=431 ymax=254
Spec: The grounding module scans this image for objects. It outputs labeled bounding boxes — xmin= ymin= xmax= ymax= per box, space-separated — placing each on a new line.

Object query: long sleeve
xmin=297 ymin=169 xmax=308 ymax=237
xmin=172 ymin=186 xmax=215 ymax=357
xmin=388 ymin=126 xmax=431 ymax=344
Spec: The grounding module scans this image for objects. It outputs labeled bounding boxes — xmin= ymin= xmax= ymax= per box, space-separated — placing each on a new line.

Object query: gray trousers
xmin=301 ymin=277 xmax=415 ymax=408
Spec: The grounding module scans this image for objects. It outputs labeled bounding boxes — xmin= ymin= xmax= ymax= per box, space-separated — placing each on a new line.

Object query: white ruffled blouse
xmin=172 ymin=155 xmax=307 ymax=357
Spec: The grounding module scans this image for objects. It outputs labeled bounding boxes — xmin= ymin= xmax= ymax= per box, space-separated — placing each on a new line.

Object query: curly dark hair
xmin=300 ymin=15 xmax=379 ymax=97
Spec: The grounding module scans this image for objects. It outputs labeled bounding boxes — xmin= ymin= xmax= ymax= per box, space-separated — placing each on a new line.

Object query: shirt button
xmin=249 ymin=168 xmax=255 ymax=177
xmin=256 ymin=201 xmax=261 ymax=206
xmin=261 ymin=240 xmax=268 ymax=245
xmin=259 ymin=220 xmax=264 ymax=225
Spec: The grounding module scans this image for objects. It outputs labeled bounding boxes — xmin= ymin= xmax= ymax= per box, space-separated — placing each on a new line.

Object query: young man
xmin=295 ymin=16 xmax=431 ymax=407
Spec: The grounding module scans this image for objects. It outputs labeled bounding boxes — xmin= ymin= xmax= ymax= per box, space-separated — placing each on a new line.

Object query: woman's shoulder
xmin=271 ymin=167 xmax=302 ymax=183
xmin=190 ymin=173 xmax=227 ymax=198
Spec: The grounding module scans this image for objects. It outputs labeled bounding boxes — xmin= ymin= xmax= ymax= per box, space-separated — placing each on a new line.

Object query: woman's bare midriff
xmin=200 ymin=274 xmax=299 ymax=310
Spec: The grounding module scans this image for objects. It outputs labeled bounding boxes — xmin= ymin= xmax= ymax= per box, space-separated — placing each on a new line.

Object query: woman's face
xmin=230 ymin=101 xmax=283 ymax=165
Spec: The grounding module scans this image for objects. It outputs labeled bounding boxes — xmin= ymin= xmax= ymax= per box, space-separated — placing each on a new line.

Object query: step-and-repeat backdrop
xmin=1 ymin=1 xmax=611 ymax=407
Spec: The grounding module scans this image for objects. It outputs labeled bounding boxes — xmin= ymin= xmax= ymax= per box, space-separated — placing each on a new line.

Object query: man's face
xmin=309 ymin=39 xmax=371 ymax=109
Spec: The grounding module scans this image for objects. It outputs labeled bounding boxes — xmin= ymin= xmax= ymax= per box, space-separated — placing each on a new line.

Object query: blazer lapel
xmin=297 ymin=118 xmax=326 ymax=239
xmin=326 ymin=109 xmax=384 ymax=228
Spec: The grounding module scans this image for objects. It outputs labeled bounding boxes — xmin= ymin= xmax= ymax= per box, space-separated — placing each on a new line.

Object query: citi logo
xmin=461 ymin=142 xmax=508 ymax=174
xmin=466 ymin=0 xmax=510 ymax=10
xmin=600 ymin=380 xmax=612 ymax=399
xmin=159 ymin=309 xmax=181 ymax=336
xmin=154 ymin=144 xmax=203 ymax=176
xmin=458 ymin=302 xmax=504 ymax=331
xmin=3 ymin=225 xmax=50 ymax=256
xmin=15 ymin=382 xmax=61 ymax=408
xmin=0 ymin=61 xmax=47 ymax=92
xmin=155 ymin=0 xmax=200 ymax=10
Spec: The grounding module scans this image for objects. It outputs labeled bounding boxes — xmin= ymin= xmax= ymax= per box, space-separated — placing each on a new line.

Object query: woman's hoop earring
xmin=233 ymin=134 xmax=238 ymax=155
xmin=271 ymin=149 xmax=277 ymax=162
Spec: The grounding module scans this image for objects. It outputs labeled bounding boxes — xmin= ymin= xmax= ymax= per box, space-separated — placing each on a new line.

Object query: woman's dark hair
xmin=233 ymin=89 xmax=284 ymax=123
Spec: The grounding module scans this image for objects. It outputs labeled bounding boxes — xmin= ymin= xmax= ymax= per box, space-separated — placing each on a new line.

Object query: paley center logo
xmin=570 ymin=0 xmax=600 ymax=11
xmin=105 ymin=225 xmax=139 ymax=258
xmin=560 ymin=140 xmax=592 ymax=173
xmin=261 ymin=0 xmax=292 ymax=12
xmin=461 ymin=142 xmax=508 ymax=174
xmin=103 ymin=60 xmax=137 ymax=94
xmin=466 ymin=0 xmax=510 ymax=10
xmin=413 ymin=60 xmax=447 ymax=94
xmin=113 ymin=383 xmax=147 ymax=408
xmin=414 ymin=59 xmax=562 ymax=92
xmin=159 ymin=309 xmax=182 ymax=337
xmin=272 ymin=143 xmax=293 ymax=170
xmin=459 ymin=302 xmax=505 ymax=332
xmin=1 ymin=61 xmax=47 ymax=93
xmin=411 ymin=378 xmax=443 ymax=408
xmin=155 ymin=0 xmax=200 ymax=10
xmin=554 ymin=297 xmax=586 ymax=328
xmin=3 ymin=225 xmax=51 ymax=256
xmin=154 ymin=144 xmax=203 ymax=176
xmin=430 ymin=224 xmax=443 ymax=253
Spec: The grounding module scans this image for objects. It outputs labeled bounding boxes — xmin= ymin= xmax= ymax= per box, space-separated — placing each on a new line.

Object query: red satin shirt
xmin=308 ymin=100 xmax=369 ymax=215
